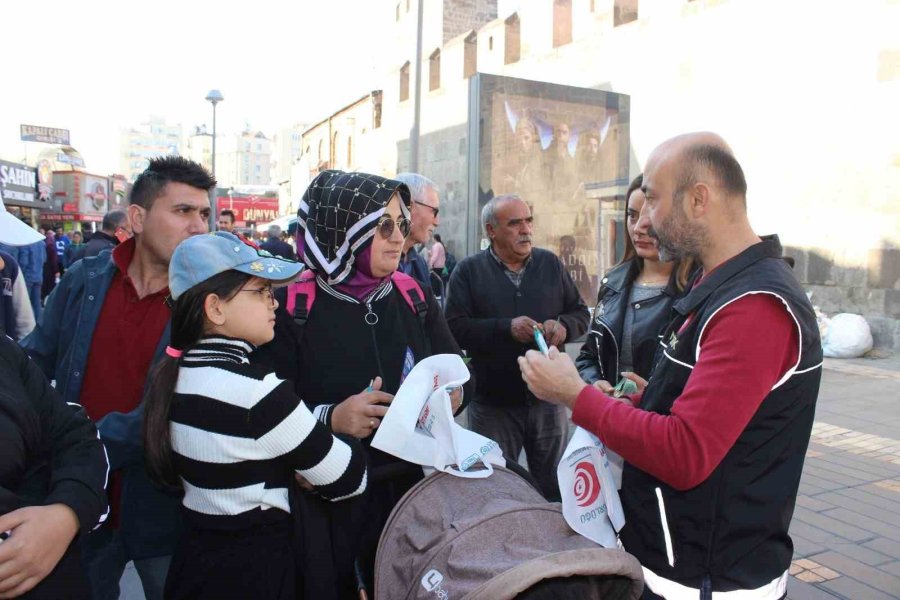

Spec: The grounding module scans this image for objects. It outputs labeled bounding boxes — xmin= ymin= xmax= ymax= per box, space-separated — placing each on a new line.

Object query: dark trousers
xmin=165 ymin=520 xmax=295 ymax=600
xmin=467 ymin=399 xmax=568 ymax=501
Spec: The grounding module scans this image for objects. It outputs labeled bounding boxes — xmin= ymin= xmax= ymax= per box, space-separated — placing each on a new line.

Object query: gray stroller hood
xmin=375 ymin=466 xmax=643 ymax=599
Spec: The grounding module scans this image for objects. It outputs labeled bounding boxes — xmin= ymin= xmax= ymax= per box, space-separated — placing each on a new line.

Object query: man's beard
xmin=648 ymin=198 xmax=704 ymax=263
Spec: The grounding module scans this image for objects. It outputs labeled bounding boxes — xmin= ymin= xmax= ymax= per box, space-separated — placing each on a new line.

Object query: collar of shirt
xmin=183 ymin=336 xmax=256 ymax=365
xmin=112 ymin=237 xmax=170 ymax=298
xmin=489 ymin=245 xmax=533 ymax=274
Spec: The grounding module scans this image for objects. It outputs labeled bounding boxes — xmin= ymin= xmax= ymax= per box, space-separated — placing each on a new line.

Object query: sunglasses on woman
xmin=375 ymin=215 xmax=411 ymax=239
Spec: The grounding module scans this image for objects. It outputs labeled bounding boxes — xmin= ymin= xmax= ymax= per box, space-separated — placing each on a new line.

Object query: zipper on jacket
xmin=700 ymin=575 xmax=712 ymax=600
xmin=655 ymin=487 xmax=675 ymax=568
xmin=365 ymin=301 xmax=386 ymax=382
xmin=596 ymin=318 xmax=620 ymax=383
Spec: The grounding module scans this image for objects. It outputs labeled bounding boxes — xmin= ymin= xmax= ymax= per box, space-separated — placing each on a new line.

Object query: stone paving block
xmin=828 ymin=540 xmax=893 ymax=567
xmin=865 ymin=538 xmax=900 ymax=561
xmin=820 ymin=487 xmax=900 ymax=515
xmin=822 ymin=507 xmax=900 ymax=543
xmin=804 ymin=463 xmax=877 ymax=486
xmin=860 ymin=482 xmax=900 ymax=502
xmin=810 ymin=551 xmax=900 ymax=596
xmin=796 ymin=495 xmax=836 ymax=513
xmin=811 ymin=453 xmax=900 ymax=480
xmin=789 ymin=519 xmax=840 ymax=544
xmin=787 ymin=577 xmax=841 ymax=600
xmin=799 ymin=472 xmax=844 ymax=492
xmin=795 ymin=571 xmax=826 ymax=583
xmin=880 ymin=561 xmax=900 ymax=577
xmin=793 ymin=506 xmax=877 ymax=543
xmin=821 ymin=576 xmax=898 ymax=600
xmin=815 ymin=490 xmax=900 ymax=528
xmin=799 ymin=482 xmax=828 ymax=497
xmin=792 ymin=535 xmax=827 ymax=559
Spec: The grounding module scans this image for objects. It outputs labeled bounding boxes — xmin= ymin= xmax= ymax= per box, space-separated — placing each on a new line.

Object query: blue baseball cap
xmin=169 ymin=232 xmax=303 ymax=300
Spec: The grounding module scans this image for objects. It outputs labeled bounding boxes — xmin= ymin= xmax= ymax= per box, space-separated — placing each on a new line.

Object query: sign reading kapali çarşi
xmin=20 ymin=124 xmax=70 ymax=145
xmin=0 ymin=160 xmax=39 ymax=205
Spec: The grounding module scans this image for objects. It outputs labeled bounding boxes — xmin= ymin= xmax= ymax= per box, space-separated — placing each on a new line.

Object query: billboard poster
xmin=469 ymin=74 xmax=631 ymax=304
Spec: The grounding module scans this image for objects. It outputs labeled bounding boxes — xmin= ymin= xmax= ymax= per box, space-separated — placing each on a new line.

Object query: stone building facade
xmin=293 ymin=0 xmax=900 ymax=350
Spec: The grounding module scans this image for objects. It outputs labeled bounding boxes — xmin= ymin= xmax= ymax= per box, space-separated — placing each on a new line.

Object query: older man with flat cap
xmin=520 ymin=132 xmax=822 ymax=599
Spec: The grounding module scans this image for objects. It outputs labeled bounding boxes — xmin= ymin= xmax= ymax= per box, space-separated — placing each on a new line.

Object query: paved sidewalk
xmin=786 ymin=357 xmax=900 ymax=600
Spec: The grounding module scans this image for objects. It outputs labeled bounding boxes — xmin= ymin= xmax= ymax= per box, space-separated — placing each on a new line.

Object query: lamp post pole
xmin=205 ymin=89 xmax=224 ymax=230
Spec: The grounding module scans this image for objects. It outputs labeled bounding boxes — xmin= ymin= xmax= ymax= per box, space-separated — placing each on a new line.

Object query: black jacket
xmin=445 ymin=247 xmax=590 ymax=405
xmin=575 ymin=259 xmax=682 ymax=385
xmin=75 ymin=231 xmax=118 ymax=262
xmin=621 ymin=238 xmax=822 ymax=595
xmin=0 ymin=335 xmax=108 ymax=597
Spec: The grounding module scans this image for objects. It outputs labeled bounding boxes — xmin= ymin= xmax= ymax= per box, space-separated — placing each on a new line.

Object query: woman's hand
xmin=331 ymin=377 xmax=393 ymax=438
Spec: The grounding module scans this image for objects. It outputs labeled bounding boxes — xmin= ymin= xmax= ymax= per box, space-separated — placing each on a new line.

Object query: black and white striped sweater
xmin=169 ymin=336 xmax=367 ymax=529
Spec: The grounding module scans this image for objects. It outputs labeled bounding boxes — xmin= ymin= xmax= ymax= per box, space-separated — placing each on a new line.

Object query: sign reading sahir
xmin=20 ymin=124 xmax=70 ymax=145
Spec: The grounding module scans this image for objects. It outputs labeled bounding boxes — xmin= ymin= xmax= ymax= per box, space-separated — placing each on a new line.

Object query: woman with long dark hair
xmin=575 ymin=174 xmax=694 ymax=392
xmin=252 ymin=170 xmax=472 ymax=597
xmin=142 ymin=232 xmax=367 ymax=600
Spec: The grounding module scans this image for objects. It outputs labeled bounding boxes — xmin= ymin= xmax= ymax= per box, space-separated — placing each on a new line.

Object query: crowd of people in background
xmin=0 ymin=132 xmax=821 ymax=600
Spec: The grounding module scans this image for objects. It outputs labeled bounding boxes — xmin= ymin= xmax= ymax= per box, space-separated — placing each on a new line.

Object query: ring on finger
xmin=370 ymin=419 xmax=376 ymax=428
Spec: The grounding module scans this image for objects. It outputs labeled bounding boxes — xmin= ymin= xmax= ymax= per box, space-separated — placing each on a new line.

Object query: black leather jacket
xmin=575 ymin=259 xmax=682 ymax=385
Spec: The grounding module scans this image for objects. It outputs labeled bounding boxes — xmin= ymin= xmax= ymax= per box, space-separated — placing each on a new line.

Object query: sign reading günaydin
xmin=20 ymin=124 xmax=70 ymax=145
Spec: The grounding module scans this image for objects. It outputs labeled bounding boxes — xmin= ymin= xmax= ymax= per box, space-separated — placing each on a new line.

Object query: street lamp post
xmin=205 ymin=89 xmax=224 ymax=230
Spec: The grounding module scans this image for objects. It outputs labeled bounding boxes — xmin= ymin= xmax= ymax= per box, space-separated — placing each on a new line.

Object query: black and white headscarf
xmin=296 ymin=170 xmax=411 ymax=286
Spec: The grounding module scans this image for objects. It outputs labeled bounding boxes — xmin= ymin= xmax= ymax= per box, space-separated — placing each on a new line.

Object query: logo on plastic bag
xmin=574 ymin=461 xmax=601 ymax=507
xmin=558 ymin=427 xmax=625 ymax=548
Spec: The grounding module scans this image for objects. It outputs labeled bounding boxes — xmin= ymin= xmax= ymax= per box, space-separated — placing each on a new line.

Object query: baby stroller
xmin=374 ymin=465 xmax=643 ymax=599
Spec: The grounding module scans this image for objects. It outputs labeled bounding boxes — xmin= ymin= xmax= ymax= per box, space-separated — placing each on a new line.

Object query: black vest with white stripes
xmin=620 ymin=238 xmax=823 ymax=598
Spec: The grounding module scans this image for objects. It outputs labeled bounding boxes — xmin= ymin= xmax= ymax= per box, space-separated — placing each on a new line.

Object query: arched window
xmin=400 ymin=62 xmax=411 ymax=102
xmin=553 ymin=0 xmax=572 ymax=47
xmin=347 ymin=136 xmax=353 ymax=167
xmin=429 ymin=49 xmax=441 ymax=91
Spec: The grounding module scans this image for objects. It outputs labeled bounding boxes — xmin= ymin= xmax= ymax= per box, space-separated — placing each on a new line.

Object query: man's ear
xmin=688 ymin=182 xmax=711 ymax=218
xmin=204 ymin=294 xmax=226 ymax=326
xmin=128 ymin=204 xmax=145 ymax=235
xmin=485 ymin=223 xmax=495 ymax=239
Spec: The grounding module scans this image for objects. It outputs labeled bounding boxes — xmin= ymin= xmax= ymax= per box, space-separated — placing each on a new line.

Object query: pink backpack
xmin=284 ymin=270 xmax=428 ymax=328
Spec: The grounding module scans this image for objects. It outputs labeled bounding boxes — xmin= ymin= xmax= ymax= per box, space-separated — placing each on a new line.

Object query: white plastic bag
xmin=822 ymin=313 xmax=873 ymax=358
xmin=557 ymin=427 xmax=625 ymax=548
xmin=371 ymin=354 xmax=504 ymax=478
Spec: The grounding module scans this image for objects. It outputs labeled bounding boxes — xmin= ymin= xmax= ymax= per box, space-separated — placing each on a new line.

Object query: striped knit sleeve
xmin=249 ymin=376 xmax=367 ymax=501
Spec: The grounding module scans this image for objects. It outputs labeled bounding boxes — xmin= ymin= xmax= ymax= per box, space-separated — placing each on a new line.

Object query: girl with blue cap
xmin=142 ymin=232 xmax=367 ymax=599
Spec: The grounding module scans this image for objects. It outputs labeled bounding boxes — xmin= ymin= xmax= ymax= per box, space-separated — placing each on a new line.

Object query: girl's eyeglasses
xmin=375 ymin=215 xmax=411 ymax=239
xmin=239 ymin=286 xmax=276 ymax=305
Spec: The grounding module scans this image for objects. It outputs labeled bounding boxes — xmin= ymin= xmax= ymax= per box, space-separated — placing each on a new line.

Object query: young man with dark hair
xmin=217 ymin=208 xmax=258 ymax=249
xmin=23 ymin=155 xmax=215 ymax=600
xmin=217 ymin=208 xmax=236 ymax=232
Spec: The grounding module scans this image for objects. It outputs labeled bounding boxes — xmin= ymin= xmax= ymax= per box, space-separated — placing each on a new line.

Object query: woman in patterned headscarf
xmin=253 ymin=170 xmax=471 ymax=598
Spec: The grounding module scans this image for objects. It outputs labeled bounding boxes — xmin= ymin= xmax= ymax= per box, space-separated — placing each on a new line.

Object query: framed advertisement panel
xmin=467 ymin=74 xmax=631 ymax=304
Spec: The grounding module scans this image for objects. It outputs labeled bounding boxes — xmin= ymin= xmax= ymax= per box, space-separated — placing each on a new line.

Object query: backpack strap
xmin=391 ymin=271 xmax=427 ymax=323
xmin=285 ymin=270 xmax=316 ymax=326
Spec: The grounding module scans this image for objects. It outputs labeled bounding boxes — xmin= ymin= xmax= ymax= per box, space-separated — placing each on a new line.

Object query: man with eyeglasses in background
xmin=395 ymin=172 xmax=440 ymax=293
xmin=22 ymin=156 xmax=215 ymax=600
